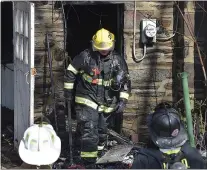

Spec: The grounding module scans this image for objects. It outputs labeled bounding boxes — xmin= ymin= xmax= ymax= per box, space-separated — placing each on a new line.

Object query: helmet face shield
xmin=92 ymin=40 xmax=115 ymax=52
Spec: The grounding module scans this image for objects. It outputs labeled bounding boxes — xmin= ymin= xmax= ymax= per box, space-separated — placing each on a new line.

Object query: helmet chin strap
xmin=159 ymin=147 xmax=181 ymax=154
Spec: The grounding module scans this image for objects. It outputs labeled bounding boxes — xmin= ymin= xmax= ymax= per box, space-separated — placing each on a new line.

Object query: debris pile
xmin=1 ymin=107 xmax=22 ymax=169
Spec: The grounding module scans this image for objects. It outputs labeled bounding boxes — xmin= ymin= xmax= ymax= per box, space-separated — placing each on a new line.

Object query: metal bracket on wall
xmin=25 ymin=68 xmax=37 ymax=84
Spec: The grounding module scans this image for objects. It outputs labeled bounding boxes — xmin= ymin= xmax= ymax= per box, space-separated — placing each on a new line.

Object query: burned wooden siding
xmin=171 ymin=2 xmax=207 ymax=106
xmin=122 ymin=2 xmax=175 ymax=142
xmin=34 ymin=2 xmax=65 ymax=120
xmin=194 ymin=2 xmax=207 ymax=99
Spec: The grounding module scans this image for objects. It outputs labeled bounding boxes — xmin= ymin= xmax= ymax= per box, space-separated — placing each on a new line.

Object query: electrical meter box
xmin=140 ymin=19 xmax=157 ymax=44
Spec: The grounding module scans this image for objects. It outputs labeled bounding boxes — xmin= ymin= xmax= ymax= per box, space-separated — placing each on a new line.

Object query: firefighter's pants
xmin=75 ymin=104 xmax=108 ymax=160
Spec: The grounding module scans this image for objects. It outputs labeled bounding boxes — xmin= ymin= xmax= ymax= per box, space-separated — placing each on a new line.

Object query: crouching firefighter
xmin=131 ymin=104 xmax=206 ymax=169
xmin=64 ymin=28 xmax=131 ymax=168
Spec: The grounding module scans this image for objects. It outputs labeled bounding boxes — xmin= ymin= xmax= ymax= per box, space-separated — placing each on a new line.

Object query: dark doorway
xmin=65 ymin=4 xmax=124 ymax=59
xmin=1 ymin=2 xmax=13 ymax=64
xmin=1 ymin=2 xmax=19 ymax=167
xmin=1 ymin=1 xmax=14 ymax=128
xmin=194 ymin=2 xmax=207 ymax=99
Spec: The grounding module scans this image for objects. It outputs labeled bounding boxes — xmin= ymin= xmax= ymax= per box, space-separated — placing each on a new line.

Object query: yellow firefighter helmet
xmin=92 ymin=28 xmax=115 ymax=51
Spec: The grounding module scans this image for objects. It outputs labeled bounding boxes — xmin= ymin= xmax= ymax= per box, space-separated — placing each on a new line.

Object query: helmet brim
xmin=91 ymin=41 xmax=115 ymax=51
xmin=18 ymin=136 xmax=61 ymax=165
xmin=149 ymin=123 xmax=188 ymax=149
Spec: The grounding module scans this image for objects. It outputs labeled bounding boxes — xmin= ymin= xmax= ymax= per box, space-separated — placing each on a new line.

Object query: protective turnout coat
xmin=64 ymin=48 xmax=131 ymax=114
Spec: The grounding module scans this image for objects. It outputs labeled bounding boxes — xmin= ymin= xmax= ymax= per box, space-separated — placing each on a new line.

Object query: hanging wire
xmin=66 ymin=5 xmax=72 ymax=20
xmin=186 ymin=2 xmax=195 ymax=36
xmin=86 ymin=7 xmax=108 ymax=17
xmin=175 ymin=2 xmax=207 ymax=83
xmin=52 ymin=2 xmax=62 ymax=23
xmin=86 ymin=7 xmax=108 ymax=29
xmin=61 ymin=1 xmax=67 ymax=71
xmin=52 ymin=1 xmax=54 ymax=23
xmin=196 ymin=2 xmax=206 ymax=38
xmin=71 ymin=5 xmax=81 ymax=24
xmin=99 ymin=12 xmax=102 ymax=28
xmin=45 ymin=33 xmax=58 ymax=132
xmin=196 ymin=2 xmax=207 ymax=13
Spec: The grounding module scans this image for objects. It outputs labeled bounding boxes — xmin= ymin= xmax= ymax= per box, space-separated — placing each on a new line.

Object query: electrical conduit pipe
xmin=133 ymin=0 xmax=146 ymax=62
xmin=178 ymin=72 xmax=195 ymax=147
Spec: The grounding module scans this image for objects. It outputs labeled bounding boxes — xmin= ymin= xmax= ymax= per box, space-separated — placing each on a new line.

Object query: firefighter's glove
xmin=115 ymin=100 xmax=126 ymax=113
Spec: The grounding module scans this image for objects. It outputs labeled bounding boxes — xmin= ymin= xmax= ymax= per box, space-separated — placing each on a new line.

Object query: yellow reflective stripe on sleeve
xmin=75 ymin=97 xmax=98 ymax=110
xmin=82 ymin=73 xmax=93 ymax=82
xmin=81 ymin=151 xmax=98 ymax=158
xmin=64 ymin=82 xmax=74 ymax=89
xmin=120 ymin=92 xmax=129 ymax=100
xmin=98 ymin=105 xmax=115 ymax=113
xmin=67 ymin=64 xmax=78 ymax=75
xmin=103 ymin=107 xmax=115 ymax=113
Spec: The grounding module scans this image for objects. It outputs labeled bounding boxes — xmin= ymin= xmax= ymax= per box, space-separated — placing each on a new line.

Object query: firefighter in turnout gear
xmin=64 ymin=28 xmax=131 ymax=167
xmin=131 ymin=104 xmax=206 ymax=169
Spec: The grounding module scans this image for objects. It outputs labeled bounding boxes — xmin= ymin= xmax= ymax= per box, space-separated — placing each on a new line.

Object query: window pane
xmin=24 ymin=38 xmax=28 ymax=64
xmin=19 ymin=11 xmax=24 ymax=34
xmin=24 ymin=12 xmax=28 ymax=37
xmin=15 ymin=9 xmax=20 ymax=32
xmin=15 ymin=33 xmax=19 ymax=59
xmin=19 ymin=35 xmax=23 ymax=61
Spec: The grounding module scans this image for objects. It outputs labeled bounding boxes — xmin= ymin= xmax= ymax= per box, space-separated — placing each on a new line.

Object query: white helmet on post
xmin=18 ymin=124 xmax=61 ymax=166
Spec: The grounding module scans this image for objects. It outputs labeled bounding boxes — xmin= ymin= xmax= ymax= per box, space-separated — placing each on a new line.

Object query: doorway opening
xmin=64 ymin=3 xmax=124 ymax=59
xmin=2 ymin=2 xmax=13 ymax=64
xmin=1 ymin=2 xmax=22 ymax=168
xmin=1 ymin=1 xmax=14 ymax=128
xmin=63 ymin=3 xmax=125 ymax=134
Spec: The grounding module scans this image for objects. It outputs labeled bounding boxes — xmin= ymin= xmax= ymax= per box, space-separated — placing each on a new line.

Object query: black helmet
xmin=149 ymin=108 xmax=188 ymax=149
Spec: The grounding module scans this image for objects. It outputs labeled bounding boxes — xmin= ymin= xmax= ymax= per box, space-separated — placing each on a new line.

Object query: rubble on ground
xmin=1 ymin=107 xmax=22 ymax=169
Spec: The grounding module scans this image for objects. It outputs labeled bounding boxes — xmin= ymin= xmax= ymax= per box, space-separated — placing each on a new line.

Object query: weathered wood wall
xmin=122 ymin=1 xmax=207 ymax=143
xmin=33 ymin=1 xmax=176 ymax=144
xmin=122 ymin=2 xmax=175 ymax=142
xmin=34 ymin=2 xmax=65 ymax=123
